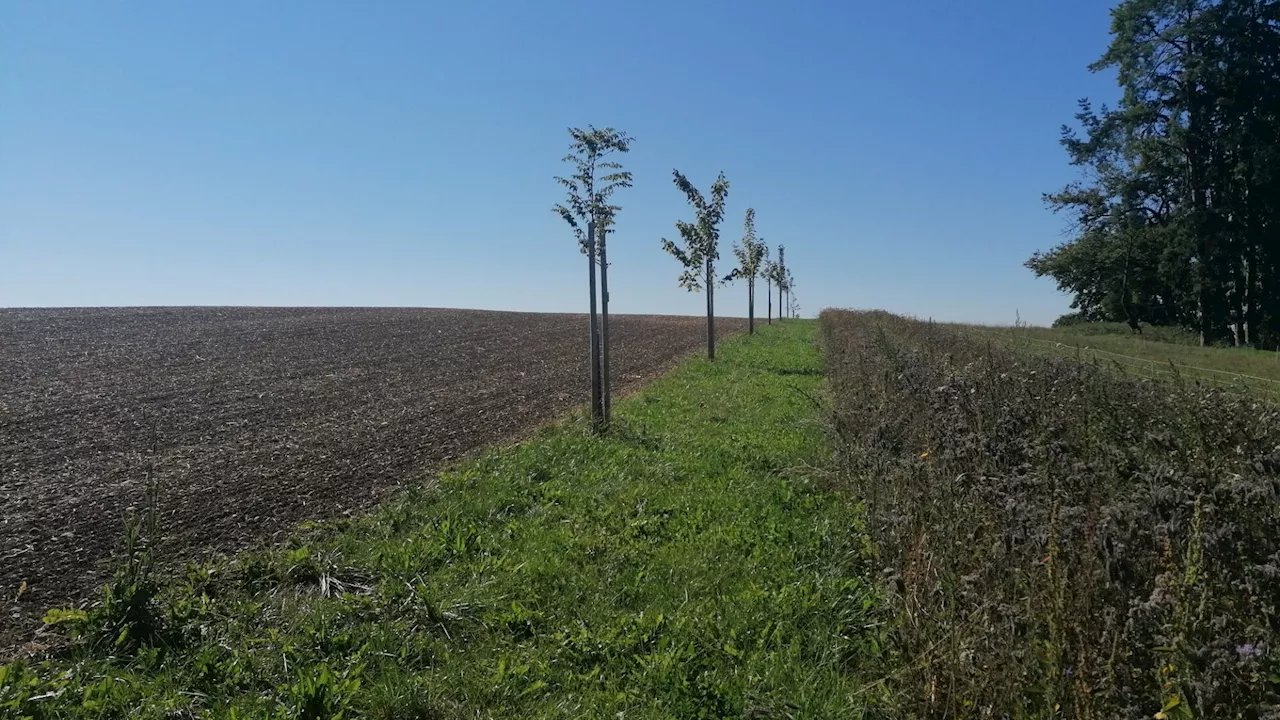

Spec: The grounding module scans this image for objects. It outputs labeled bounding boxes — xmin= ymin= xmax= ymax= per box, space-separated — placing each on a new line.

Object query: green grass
xmin=2 ymin=320 xmax=880 ymax=719
xmin=955 ymin=322 xmax=1280 ymax=398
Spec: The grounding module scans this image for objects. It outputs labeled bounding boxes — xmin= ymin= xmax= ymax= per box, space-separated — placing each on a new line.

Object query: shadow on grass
xmin=771 ymin=367 xmax=823 ymax=377
xmin=605 ymin=420 xmax=664 ymax=453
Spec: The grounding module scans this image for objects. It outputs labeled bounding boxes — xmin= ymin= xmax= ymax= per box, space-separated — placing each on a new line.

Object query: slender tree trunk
xmin=748 ymin=277 xmax=755 ymax=334
xmin=706 ymin=258 xmax=716 ymax=360
xmin=1246 ymin=243 xmax=1257 ymax=347
xmin=767 ymin=278 xmax=772 ymax=324
xmin=1185 ymin=31 xmax=1215 ymax=348
xmin=777 ymin=282 xmax=783 ymax=322
xmin=1234 ymin=248 xmax=1246 ymax=347
xmin=1265 ymin=258 xmax=1278 ymax=350
xmin=1189 ymin=170 xmax=1210 ymax=345
xmin=586 ymin=220 xmax=603 ymax=430
xmin=599 ymin=226 xmax=612 ymax=423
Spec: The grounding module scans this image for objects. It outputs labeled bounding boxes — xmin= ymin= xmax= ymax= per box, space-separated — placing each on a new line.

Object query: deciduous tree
xmin=1029 ymin=0 xmax=1280 ymax=349
xmin=773 ymin=245 xmax=787 ymax=322
xmin=661 ymin=170 xmax=730 ymax=359
xmin=554 ymin=126 xmax=633 ymax=427
xmin=723 ymin=208 xmax=767 ymax=334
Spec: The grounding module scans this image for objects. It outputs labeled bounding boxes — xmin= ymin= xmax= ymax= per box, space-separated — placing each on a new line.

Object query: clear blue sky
xmin=1 ymin=0 xmax=1120 ymax=324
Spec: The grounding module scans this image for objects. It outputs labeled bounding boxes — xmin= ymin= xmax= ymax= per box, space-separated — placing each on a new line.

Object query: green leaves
xmin=727 ymin=208 xmax=768 ymax=285
xmin=553 ymin=126 xmax=634 ymax=254
xmin=769 ymin=244 xmax=788 ymax=292
xmin=1031 ymin=0 xmax=1280 ymax=347
xmin=661 ymin=170 xmax=730 ymax=291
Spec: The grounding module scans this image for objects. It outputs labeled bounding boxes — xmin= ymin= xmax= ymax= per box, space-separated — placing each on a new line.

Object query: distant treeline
xmin=1029 ymin=0 xmax=1280 ymax=348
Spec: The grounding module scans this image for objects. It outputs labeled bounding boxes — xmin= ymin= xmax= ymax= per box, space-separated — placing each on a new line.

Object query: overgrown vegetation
xmin=2 ymin=322 xmax=880 ymax=719
xmin=823 ymin=310 xmax=1280 ymax=718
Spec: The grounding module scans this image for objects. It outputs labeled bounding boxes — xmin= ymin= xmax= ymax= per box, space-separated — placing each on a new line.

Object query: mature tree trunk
xmin=1186 ymin=24 xmax=1216 ymax=348
xmin=1121 ymin=263 xmax=1142 ymax=333
xmin=1233 ymin=248 xmax=1246 ymax=347
xmin=1195 ymin=212 xmax=1219 ymax=347
xmin=586 ymin=220 xmax=603 ymax=429
xmin=599 ymin=226 xmax=612 ymax=422
xmin=706 ymin=258 xmax=716 ymax=360
xmin=1246 ymin=243 xmax=1257 ymax=347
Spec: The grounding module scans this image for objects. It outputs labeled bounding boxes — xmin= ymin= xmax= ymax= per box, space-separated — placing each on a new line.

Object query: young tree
xmin=785 ymin=268 xmax=797 ymax=318
xmin=661 ymin=170 xmax=730 ymax=359
xmin=723 ymin=208 xmax=767 ymax=334
xmin=760 ymin=246 xmax=773 ymax=324
xmin=592 ymin=144 xmax=633 ymax=422
xmin=773 ymin=244 xmax=787 ymax=322
xmin=553 ymin=126 xmax=633 ymax=428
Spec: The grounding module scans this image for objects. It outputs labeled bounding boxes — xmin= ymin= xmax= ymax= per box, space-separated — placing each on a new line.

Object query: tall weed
xmin=822 ymin=310 xmax=1280 ymax=718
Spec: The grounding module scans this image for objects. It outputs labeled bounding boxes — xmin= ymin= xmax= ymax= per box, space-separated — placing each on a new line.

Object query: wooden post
xmin=586 ymin=220 xmax=603 ymax=429
xmin=599 ymin=225 xmax=612 ymax=423
xmin=706 ymin=257 xmax=716 ymax=360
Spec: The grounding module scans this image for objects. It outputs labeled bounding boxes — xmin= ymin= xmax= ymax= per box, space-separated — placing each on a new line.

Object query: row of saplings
xmin=553 ymin=126 xmax=797 ymax=429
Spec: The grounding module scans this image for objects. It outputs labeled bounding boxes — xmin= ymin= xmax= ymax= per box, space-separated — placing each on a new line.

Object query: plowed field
xmin=0 ymin=307 xmax=744 ymax=649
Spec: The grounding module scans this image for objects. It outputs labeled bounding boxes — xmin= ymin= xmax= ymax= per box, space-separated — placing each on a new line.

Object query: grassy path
xmin=3 ymin=321 xmax=876 ymax=719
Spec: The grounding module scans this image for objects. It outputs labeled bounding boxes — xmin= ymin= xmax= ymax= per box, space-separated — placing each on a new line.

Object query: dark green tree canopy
xmin=1029 ymin=0 xmax=1280 ymax=347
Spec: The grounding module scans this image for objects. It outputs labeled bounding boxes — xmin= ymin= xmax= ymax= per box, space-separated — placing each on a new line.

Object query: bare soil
xmin=0 ymin=307 xmax=743 ymax=649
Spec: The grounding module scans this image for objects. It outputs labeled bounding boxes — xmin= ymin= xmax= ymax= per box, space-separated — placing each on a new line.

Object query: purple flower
xmin=1236 ymin=643 xmax=1261 ymax=659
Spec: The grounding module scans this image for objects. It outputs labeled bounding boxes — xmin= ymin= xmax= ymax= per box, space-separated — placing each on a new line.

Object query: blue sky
xmin=1 ymin=0 xmax=1120 ymax=324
